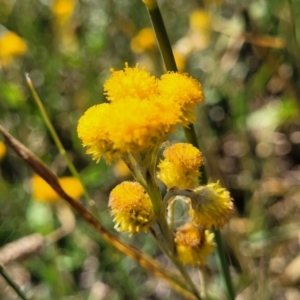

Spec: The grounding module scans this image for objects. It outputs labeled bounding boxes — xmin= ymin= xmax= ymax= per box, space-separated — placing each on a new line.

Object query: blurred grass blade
xmin=25 ymin=73 xmax=91 ymax=204
xmin=0 ymin=264 xmax=29 ymax=300
xmin=0 ymin=124 xmax=198 ymax=300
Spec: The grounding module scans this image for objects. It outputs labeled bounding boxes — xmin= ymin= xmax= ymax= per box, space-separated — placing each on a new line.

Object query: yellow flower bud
xmin=157 ymin=143 xmax=203 ymax=189
xmin=109 ymin=181 xmax=154 ymax=235
xmin=175 ymin=223 xmax=215 ymax=266
xmin=189 ymin=181 xmax=234 ymax=229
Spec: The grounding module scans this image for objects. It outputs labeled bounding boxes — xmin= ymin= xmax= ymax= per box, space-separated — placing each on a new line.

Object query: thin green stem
xmin=143 ymin=2 xmax=235 ymax=299
xmin=123 ymin=151 xmax=175 ymax=251
xmin=150 ymin=229 xmax=202 ymax=300
xmin=287 ymin=0 xmax=300 ymax=81
xmin=147 ymin=166 xmax=175 ymax=252
xmin=213 ymin=228 xmax=235 ymax=300
xmin=146 ymin=1 xmax=177 ymax=72
xmin=25 ymin=74 xmax=91 ymax=204
xmin=0 ymin=264 xmax=29 ymax=300
xmin=183 ymin=127 xmax=208 ymax=184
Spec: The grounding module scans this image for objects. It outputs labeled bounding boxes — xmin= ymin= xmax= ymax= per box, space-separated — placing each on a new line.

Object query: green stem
xmin=150 ymin=229 xmax=202 ymax=300
xmin=0 ymin=264 xmax=29 ymax=300
xmin=183 ymin=127 xmax=208 ymax=184
xmin=123 ymin=152 xmax=174 ymax=251
xmin=147 ymin=157 xmax=175 ymax=252
xmin=287 ymin=0 xmax=300 ymax=78
xmin=213 ymin=228 xmax=235 ymax=300
xmin=143 ymin=2 xmax=235 ymax=299
xmin=25 ymin=74 xmax=91 ymax=204
xmin=145 ymin=1 xmax=177 ymax=72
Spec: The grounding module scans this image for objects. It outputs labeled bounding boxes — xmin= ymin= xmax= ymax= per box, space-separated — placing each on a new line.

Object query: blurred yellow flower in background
xmin=0 ymin=141 xmax=6 ymax=160
xmin=51 ymin=0 xmax=75 ymax=21
xmin=189 ymin=9 xmax=212 ymax=32
xmin=189 ymin=9 xmax=212 ymax=49
xmin=173 ymin=50 xmax=186 ymax=72
xmin=130 ymin=27 xmax=156 ymax=54
xmin=113 ymin=160 xmax=132 ymax=178
xmin=31 ymin=175 xmax=84 ymax=204
xmin=51 ymin=0 xmax=78 ymax=53
xmin=0 ymin=31 xmax=27 ymax=67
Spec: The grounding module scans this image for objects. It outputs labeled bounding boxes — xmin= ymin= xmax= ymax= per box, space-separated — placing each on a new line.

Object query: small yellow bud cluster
xmin=175 ymin=223 xmax=215 ymax=266
xmin=157 ymin=143 xmax=234 ymax=266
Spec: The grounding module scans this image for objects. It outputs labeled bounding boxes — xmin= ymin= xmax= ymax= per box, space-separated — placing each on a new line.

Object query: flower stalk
xmin=143 ymin=1 xmax=235 ymax=299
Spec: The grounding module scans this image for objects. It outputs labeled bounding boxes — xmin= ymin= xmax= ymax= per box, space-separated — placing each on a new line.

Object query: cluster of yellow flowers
xmin=158 ymin=143 xmax=234 ymax=265
xmin=77 ymin=63 xmax=204 ymax=162
xmin=77 ymin=64 xmax=234 ymax=266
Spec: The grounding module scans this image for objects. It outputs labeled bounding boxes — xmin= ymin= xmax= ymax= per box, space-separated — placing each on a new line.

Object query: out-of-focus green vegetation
xmin=1 ymin=0 xmax=300 ymax=299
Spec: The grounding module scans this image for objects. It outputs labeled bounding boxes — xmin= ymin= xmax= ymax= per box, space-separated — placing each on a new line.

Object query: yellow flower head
xmin=106 ymin=97 xmax=179 ymax=154
xmin=108 ymin=181 xmax=154 ymax=235
xmin=78 ymin=64 xmax=204 ymax=162
xmin=104 ymin=63 xmax=158 ymax=102
xmin=0 ymin=31 xmax=27 ymax=67
xmin=175 ymin=223 xmax=215 ymax=266
xmin=130 ymin=28 xmax=156 ymax=54
xmin=51 ymin=0 xmax=75 ymax=19
xmin=77 ymin=103 xmax=118 ymax=162
xmin=77 ymin=96 xmax=181 ymax=161
xmin=189 ymin=181 xmax=234 ymax=229
xmin=157 ymin=143 xmax=203 ymax=189
xmin=0 ymin=141 xmax=6 ymax=160
xmin=31 ymin=175 xmax=84 ymax=204
xmin=158 ymin=72 xmax=204 ymax=124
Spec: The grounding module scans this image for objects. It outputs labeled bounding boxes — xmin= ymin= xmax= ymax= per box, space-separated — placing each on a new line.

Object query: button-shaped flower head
xmin=104 ymin=63 xmax=158 ymax=102
xmin=158 ymin=72 xmax=204 ymax=125
xmin=157 ymin=143 xmax=203 ymax=189
xmin=175 ymin=223 xmax=215 ymax=266
xmin=189 ymin=181 xmax=234 ymax=229
xmin=108 ymin=181 xmax=154 ymax=235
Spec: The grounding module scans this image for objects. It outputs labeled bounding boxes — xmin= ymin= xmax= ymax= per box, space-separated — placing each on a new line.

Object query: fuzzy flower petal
xmin=108 ymin=181 xmax=154 ymax=235
xmin=77 ymin=103 xmax=119 ymax=162
xmin=104 ymin=63 xmax=158 ymax=102
xmin=189 ymin=181 xmax=234 ymax=229
xmin=106 ymin=97 xmax=180 ymax=154
xmin=175 ymin=223 xmax=215 ymax=266
xmin=157 ymin=143 xmax=203 ymax=189
xmin=158 ymin=72 xmax=204 ymax=124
